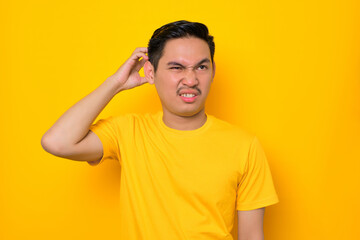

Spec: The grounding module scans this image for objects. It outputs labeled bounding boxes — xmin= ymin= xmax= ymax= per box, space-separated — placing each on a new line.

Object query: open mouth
xmin=177 ymin=88 xmax=201 ymax=103
xmin=180 ymin=93 xmax=196 ymax=98
xmin=179 ymin=93 xmax=198 ymax=103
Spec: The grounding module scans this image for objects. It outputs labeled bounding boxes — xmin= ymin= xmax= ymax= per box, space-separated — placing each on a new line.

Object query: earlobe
xmin=144 ymin=61 xmax=155 ymax=85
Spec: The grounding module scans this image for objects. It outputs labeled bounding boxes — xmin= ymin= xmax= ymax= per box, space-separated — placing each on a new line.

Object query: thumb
xmin=138 ymin=76 xmax=149 ymax=86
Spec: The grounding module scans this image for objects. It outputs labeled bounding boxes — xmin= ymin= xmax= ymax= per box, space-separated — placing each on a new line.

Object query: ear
xmin=144 ymin=61 xmax=155 ymax=85
xmin=211 ymin=61 xmax=216 ymax=81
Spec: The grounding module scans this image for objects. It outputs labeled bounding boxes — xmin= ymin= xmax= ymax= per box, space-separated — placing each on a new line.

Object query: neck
xmin=162 ymin=108 xmax=207 ymax=131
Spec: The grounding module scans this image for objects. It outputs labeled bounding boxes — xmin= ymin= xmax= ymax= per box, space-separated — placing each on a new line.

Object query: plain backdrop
xmin=1 ymin=0 xmax=359 ymax=239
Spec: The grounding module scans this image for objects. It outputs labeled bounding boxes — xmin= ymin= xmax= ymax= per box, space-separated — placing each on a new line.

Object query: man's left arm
xmin=237 ymin=208 xmax=265 ymax=240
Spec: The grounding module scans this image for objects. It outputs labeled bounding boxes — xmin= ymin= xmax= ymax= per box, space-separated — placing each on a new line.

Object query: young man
xmin=41 ymin=20 xmax=279 ymax=240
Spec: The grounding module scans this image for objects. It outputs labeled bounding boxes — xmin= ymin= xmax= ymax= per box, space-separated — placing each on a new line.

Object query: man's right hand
xmin=41 ymin=47 xmax=151 ymax=164
xmin=108 ymin=47 xmax=150 ymax=94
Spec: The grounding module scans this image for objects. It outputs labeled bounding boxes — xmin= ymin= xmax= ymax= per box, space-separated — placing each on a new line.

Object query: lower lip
xmin=180 ymin=95 xmax=198 ymax=103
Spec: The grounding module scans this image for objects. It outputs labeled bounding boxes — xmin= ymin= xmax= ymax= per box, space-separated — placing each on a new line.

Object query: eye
xmin=197 ymin=65 xmax=208 ymax=70
xmin=170 ymin=67 xmax=182 ymax=70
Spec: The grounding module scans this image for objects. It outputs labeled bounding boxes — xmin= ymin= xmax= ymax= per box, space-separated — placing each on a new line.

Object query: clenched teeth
xmin=181 ymin=93 xmax=195 ymax=98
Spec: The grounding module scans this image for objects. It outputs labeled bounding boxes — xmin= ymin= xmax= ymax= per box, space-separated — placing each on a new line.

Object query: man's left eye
xmin=198 ymin=65 xmax=208 ymax=70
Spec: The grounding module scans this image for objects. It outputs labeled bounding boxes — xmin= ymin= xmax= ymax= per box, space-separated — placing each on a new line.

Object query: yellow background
xmin=1 ymin=0 xmax=359 ymax=239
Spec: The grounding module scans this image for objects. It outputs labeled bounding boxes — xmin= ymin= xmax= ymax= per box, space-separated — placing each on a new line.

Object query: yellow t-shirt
xmin=89 ymin=111 xmax=279 ymax=239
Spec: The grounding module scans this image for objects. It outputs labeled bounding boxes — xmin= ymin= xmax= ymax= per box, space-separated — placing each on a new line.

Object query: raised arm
xmin=237 ymin=208 xmax=265 ymax=240
xmin=41 ymin=48 xmax=150 ymax=165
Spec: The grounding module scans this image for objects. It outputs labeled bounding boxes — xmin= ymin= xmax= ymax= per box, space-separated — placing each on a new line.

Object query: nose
xmin=181 ymin=68 xmax=198 ymax=87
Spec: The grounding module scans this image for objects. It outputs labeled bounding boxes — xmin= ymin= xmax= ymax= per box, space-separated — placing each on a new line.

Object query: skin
xmin=145 ymin=37 xmax=265 ymax=239
xmin=238 ymin=208 xmax=265 ymax=240
xmin=41 ymin=37 xmax=265 ymax=239
xmin=144 ymin=37 xmax=216 ymax=130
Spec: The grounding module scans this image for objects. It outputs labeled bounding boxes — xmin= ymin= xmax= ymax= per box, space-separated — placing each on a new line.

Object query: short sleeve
xmin=88 ymin=116 xmax=120 ymax=166
xmin=236 ymin=136 xmax=279 ymax=210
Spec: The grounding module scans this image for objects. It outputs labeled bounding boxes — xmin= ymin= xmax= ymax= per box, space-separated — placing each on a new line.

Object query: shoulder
xmin=208 ymin=114 xmax=255 ymax=144
xmin=108 ymin=111 xmax=159 ymax=122
xmin=107 ymin=112 xmax=160 ymax=129
xmin=91 ymin=112 xmax=161 ymax=131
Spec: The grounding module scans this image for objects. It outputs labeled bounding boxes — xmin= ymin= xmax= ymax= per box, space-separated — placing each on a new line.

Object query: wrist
xmin=104 ymin=76 xmax=124 ymax=95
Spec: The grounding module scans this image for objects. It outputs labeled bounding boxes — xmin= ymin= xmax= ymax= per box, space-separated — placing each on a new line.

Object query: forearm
xmin=238 ymin=234 xmax=264 ymax=240
xmin=42 ymin=77 xmax=119 ymax=150
xmin=237 ymin=208 xmax=265 ymax=240
xmin=42 ymin=47 xmax=148 ymax=156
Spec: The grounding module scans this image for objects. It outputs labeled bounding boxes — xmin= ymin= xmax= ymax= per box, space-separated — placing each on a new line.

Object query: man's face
xmin=151 ymin=37 xmax=215 ymax=118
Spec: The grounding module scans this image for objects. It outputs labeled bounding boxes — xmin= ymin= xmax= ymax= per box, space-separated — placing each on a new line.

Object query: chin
xmin=174 ymin=107 xmax=204 ymax=118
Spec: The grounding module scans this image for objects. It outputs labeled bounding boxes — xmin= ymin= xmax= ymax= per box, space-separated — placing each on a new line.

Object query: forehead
xmin=159 ymin=37 xmax=211 ymax=65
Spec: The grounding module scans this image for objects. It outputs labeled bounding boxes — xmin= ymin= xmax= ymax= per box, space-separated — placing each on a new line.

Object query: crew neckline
xmin=156 ymin=111 xmax=213 ymax=136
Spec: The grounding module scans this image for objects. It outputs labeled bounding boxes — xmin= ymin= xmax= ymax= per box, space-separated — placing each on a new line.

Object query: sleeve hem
xmin=236 ymin=195 xmax=279 ymax=211
xmin=86 ymin=129 xmax=107 ymax=167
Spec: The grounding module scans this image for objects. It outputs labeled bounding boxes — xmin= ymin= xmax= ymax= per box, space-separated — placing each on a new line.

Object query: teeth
xmin=181 ymin=93 xmax=195 ymax=98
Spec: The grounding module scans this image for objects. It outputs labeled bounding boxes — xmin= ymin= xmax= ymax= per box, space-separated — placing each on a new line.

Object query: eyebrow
xmin=167 ymin=58 xmax=211 ymax=67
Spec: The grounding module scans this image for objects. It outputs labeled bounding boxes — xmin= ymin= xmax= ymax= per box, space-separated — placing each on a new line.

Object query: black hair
xmin=148 ymin=20 xmax=215 ymax=72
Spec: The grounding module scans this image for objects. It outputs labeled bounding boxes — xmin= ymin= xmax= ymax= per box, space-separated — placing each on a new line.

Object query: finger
xmin=115 ymin=49 xmax=148 ymax=75
xmin=128 ymin=52 xmax=148 ymax=63
xmin=138 ymin=76 xmax=149 ymax=86
xmin=127 ymin=48 xmax=148 ymax=63
xmin=133 ymin=47 xmax=148 ymax=53
xmin=134 ymin=58 xmax=147 ymax=72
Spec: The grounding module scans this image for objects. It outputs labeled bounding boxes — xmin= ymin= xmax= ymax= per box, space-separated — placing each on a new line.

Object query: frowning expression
xmin=151 ymin=36 xmax=215 ymax=117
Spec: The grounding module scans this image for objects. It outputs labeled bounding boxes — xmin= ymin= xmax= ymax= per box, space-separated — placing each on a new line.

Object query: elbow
xmin=41 ymin=133 xmax=65 ymax=157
